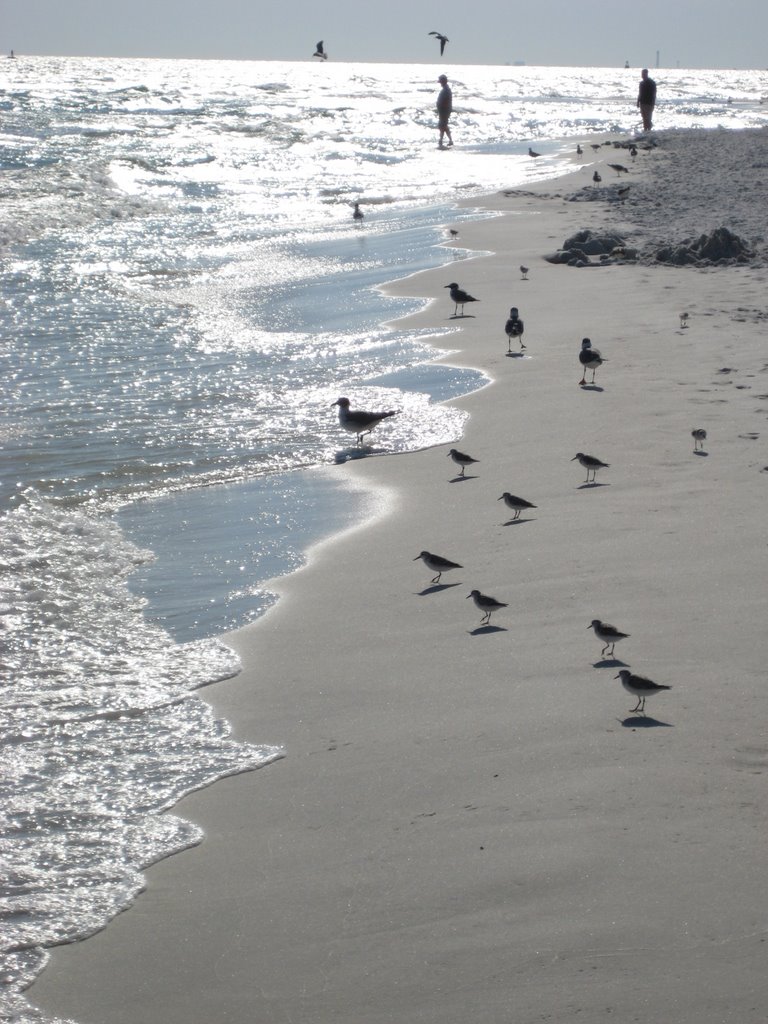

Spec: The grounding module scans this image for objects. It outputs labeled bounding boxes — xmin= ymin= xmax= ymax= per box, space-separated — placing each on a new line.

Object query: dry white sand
xmin=31 ymin=130 xmax=768 ymax=1024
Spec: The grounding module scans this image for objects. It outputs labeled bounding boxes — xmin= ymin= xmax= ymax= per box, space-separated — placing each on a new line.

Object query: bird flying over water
xmin=429 ymin=31 xmax=449 ymax=55
xmin=313 ymin=41 xmax=327 ymax=59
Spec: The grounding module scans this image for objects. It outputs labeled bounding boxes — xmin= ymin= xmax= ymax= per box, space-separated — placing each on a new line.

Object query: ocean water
xmin=1 ymin=56 xmax=767 ymax=1022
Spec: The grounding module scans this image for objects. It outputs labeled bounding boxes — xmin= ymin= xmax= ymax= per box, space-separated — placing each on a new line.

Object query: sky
xmin=2 ymin=0 xmax=767 ymax=70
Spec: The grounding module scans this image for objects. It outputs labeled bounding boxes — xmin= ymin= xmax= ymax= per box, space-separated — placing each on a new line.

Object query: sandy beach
xmin=31 ymin=129 xmax=768 ymax=1024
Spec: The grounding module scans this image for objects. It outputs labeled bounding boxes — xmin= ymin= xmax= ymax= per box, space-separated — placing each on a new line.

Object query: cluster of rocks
xmin=546 ymin=226 xmax=755 ymax=268
xmin=544 ymin=229 xmax=637 ymax=267
xmin=651 ymin=227 xmax=755 ymax=266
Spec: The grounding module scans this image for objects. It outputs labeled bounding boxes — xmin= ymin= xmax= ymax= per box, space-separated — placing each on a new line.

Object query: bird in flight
xmin=429 ymin=31 xmax=449 ymax=55
xmin=313 ymin=41 xmax=328 ymax=60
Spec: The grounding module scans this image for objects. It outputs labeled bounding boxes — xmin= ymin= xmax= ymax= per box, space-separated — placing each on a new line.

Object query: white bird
xmin=572 ymin=452 xmax=609 ymax=483
xmin=589 ymin=619 xmax=629 ymax=658
xmin=332 ymin=397 xmax=396 ymax=446
xmin=414 ymin=550 xmax=462 ymax=585
xmin=615 ymin=669 xmax=671 ymax=715
xmin=467 ymin=589 xmax=508 ymax=625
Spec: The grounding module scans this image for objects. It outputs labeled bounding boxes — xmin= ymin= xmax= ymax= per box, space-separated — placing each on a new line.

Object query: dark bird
xmin=448 ymin=228 xmax=459 ymax=238
xmin=589 ymin=619 xmax=629 ymax=658
xmin=352 ymin=201 xmax=364 ymax=224
xmin=498 ymin=492 xmax=537 ymax=521
xmin=428 ymin=31 xmax=449 ymax=55
xmin=504 ymin=307 xmax=525 ymax=352
xmin=444 ymin=282 xmax=479 ymax=316
xmin=680 ymin=311 xmax=690 ymax=328
xmin=592 ymin=170 xmax=602 ymax=185
xmin=608 ymin=162 xmax=629 ymax=175
xmin=414 ymin=550 xmax=462 ymax=585
xmin=332 ymin=397 xmax=396 ymax=446
xmin=616 ymin=185 xmax=630 ymax=200
xmin=578 ymin=337 xmax=604 ymax=385
xmin=576 ymin=144 xmax=583 ymax=156
xmin=691 ymin=428 xmax=707 ymax=451
xmin=591 ymin=143 xmax=602 ymax=152
xmin=467 ymin=589 xmax=508 ymax=625
xmin=528 ymin=147 xmax=541 ymax=158
xmin=519 ymin=264 xmax=529 ymax=280
xmin=629 ymin=144 xmax=638 ymax=158
xmin=572 ymin=452 xmax=609 ymax=483
xmin=447 ymin=448 xmax=479 ymax=477
xmin=313 ymin=40 xmax=328 ymax=60
xmin=615 ymin=669 xmax=671 ymax=715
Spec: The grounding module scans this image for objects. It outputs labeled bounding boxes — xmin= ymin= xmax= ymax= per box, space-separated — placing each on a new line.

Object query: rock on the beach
xmin=545 ymin=228 xmax=628 ymax=266
xmin=653 ymin=227 xmax=755 ymax=266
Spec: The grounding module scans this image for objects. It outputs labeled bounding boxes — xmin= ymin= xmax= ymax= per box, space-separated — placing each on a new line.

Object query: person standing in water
xmin=436 ymin=74 xmax=453 ymax=149
xmin=637 ymin=68 xmax=657 ymax=131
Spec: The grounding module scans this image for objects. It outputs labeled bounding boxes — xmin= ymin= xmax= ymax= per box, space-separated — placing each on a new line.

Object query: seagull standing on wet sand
xmin=445 ymin=282 xmax=479 ymax=316
xmin=414 ymin=550 xmax=462 ymax=585
xmin=428 ymin=31 xmax=449 ymax=55
xmin=332 ymin=397 xmax=396 ymax=446
xmin=589 ymin=619 xmax=629 ymax=658
xmin=528 ymin=147 xmax=541 ymax=158
xmin=353 ymin=202 xmax=364 ymax=225
xmin=313 ymin=40 xmax=328 ymax=59
xmin=578 ymin=337 xmax=604 ymax=385
xmin=592 ymin=170 xmax=602 ymax=185
xmin=504 ymin=307 xmax=525 ymax=352
xmin=572 ymin=452 xmax=609 ymax=483
xmin=691 ymin=428 xmax=707 ymax=451
xmin=608 ymin=162 xmax=629 ymax=175
xmin=615 ymin=669 xmax=671 ymax=714
xmin=447 ymin=448 xmax=479 ymax=477
xmin=467 ymin=589 xmax=508 ymax=625
xmin=498 ymin=493 xmax=537 ymax=520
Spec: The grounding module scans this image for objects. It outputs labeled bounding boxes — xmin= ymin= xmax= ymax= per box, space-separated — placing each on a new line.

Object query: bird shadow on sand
xmin=334 ymin=446 xmax=383 ymax=463
xmin=620 ymin=714 xmax=674 ymax=729
xmin=593 ymin=657 xmax=629 ymax=668
xmin=579 ymin=383 xmax=604 ymax=392
xmin=449 ymin=314 xmax=477 ymax=320
xmin=502 ymin=517 xmax=535 ymax=526
xmin=417 ymin=582 xmax=463 ymax=596
xmin=469 ymin=624 xmax=507 ymax=636
xmin=449 ymin=474 xmax=478 ymax=483
xmin=506 ymin=351 xmax=526 ymax=359
xmin=577 ymin=481 xmax=609 ymax=490
xmin=693 ymin=450 xmax=709 ymax=457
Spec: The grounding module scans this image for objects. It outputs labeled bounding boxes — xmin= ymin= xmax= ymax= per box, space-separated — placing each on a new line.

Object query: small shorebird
xmin=615 ymin=669 xmax=671 ymax=714
xmin=591 ymin=143 xmax=601 ymax=152
xmin=592 ymin=170 xmax=602 ymax=185
xmin=680 ymin=311 xmax=690 ymax=328
xmin=589 ymin=619 xmax=629 ymax=658
xmin=576 ymin=144 xmax=583 ymax=156
xmin=428 ymin=31 xmax=449 ymax=55
xmin=313 ymin=40 xmax=328 ymax=60
xmin=448 ymin=228 xmax=459 ymax=238
xmin=498 ymin=492 xmax=537 ymax=520
xmin=528 ymin=147 xmax=541 ymax=158
xmin=572 ymin=452 xmax=609 ymax=483
xmin=691 ymin=428 xmax=707 ymax=451
xmin=352 ymin=202 xmax=364 ymax=225
xmin=578 ymin=337 xmax=604 ymax=385
xmin=414 ymin=550 xmax=462 ymax=585
xmin=332 ymin=397 xmax=396 ymax=446
xmin=608 ymin=162 xmax=629 ymax=175
xmin=447 ymin=448 xmax=479 ymax=477
xmin=519 ymin=264 xmax=529 ymax=280
xmin=467 ymin=589 xmax=508 ymax=625
xmin=617 ymin=185 xmax=630 ymax=200
xmin=444 ymin=282 xmax=479 ymax=316
xmin=504 ymin=307 xmax=525 ymax=352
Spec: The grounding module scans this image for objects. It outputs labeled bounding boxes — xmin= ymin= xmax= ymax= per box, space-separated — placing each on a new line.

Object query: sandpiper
xmin=352 ymin=202 xmax=364 ymax=225
xmin=578 ymin=337 xmax=604 ymax=385
xmin=589 ymin=618 xmax=629 ymax=657
xmin=332 ymin=397 xmax=396 ymax=446
xmin=414 ymin=550 xmax=462 ymax=585
xmin=680 ymin=312 xmax=690 ymax=328
xmin=467 ymin=589 xmax=508 ymax=625
xmin=617 ymin=185 xmax=630 ymax=200
xmin=498 ymin=492 xmax=537 ymax=520
xmin=572 ymin=452 xmax=609 ymax=483
xmin=505 ymin=307 xmax=525 ymax=352
xmin=444 ymin=282 xmax=479 ymax=317
xmin=614 ymin=669 xmax=671 ymax=714
xmin=447 ymin=448 xmax=479 ymax=477
xmin=520 ymin=265 xmax=529 ymax=280
xmin=691 ymin=428 xmax=707 ymax=451
xmin=576 ymin=144 xmax=583 ymax=156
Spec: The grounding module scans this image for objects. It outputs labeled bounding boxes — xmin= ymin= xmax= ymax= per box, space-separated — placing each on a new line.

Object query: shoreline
xmin=30 ymin=129 xmax=768 ymax=1024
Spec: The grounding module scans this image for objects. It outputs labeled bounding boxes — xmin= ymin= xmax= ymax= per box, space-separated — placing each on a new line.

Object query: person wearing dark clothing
xmin=637 ymin=68 xmax=657 ymax=131
xmin=436 ymin=74 xmax=453 ymax=148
